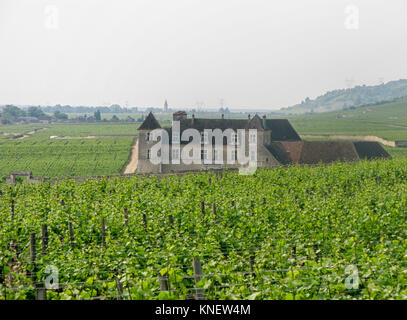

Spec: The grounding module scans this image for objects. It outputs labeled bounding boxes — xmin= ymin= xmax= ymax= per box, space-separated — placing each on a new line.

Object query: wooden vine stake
xmin=42 ymin=225 xmax=48 ymax=255
xmin=30 ymin=232 xmax=36 ymax=268
xmin=143 ymin=214 xmax=148 ymax=230
xmin=168 ymin=215 xmax=174 ymax=227
xmin=69 ymin=222 xmax=74 ymax=248
xmin=30 ymin=232 xmax=46 ymax=299
xmin=192 ymin=258 xmax=205 ymax=300
xmin=35 ymin=283 xmax=47 ymax=300
xmin=116 ymin=278 xmax=124 ymax=300
xmin=249 ymin=253 xmax=256 ymax=278
xmin=158 ymin=271 xmax=169 ymax=292
xmin=123 ymin=208 xmax=129 ymax=227
xmin=101 ymin=217 xmax=106 ymax=247
xmin=201 ymin=201 xmax=205 ymax=216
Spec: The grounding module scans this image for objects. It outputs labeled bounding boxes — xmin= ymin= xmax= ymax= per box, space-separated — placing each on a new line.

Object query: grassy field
xmin=286 ymin=98 xmax=407 ymax=141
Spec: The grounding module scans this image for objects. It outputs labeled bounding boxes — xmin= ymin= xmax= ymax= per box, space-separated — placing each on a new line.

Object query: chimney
xmin=173 ymin=111 xmax=187 ymax=121
xmin=248 ymin=114 xmax=251 ymax=120
xmin=262 ymin=115 xmax=267 ymax=129
xmin=221 ymin=114 xmax=224 ymax=119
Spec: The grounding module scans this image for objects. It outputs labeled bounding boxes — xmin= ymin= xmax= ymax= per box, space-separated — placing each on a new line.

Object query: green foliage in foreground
xmin=1 ymin=159 xmax=407 ymax=300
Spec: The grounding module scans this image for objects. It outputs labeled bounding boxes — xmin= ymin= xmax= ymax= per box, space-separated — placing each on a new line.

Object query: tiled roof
xmin=268 ymin=140 xmax=389 ymax=165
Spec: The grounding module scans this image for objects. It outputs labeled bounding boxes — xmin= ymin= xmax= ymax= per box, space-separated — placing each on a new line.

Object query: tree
xmin=28 ymin=106 xmax=46 ymax=119
xmin=2 ymin=105 xmax=26 ymax=117
xmin=111 ymin=115 xmax=119 ymax=121
xmin=94 ymin=110 xmax=101 ymax=121
xmin=54 ymin=110 xmax=68 ymax=120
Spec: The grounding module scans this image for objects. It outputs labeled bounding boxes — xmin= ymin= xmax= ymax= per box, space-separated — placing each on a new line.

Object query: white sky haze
xmin=0 ymin=0 xmax=406 ymax=110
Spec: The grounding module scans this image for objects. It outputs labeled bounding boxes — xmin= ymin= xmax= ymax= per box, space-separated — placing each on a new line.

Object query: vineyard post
xmin=30 ymin=233 xmax=37 ymax=296
xmin=168 ymin=215 xmax=174 ymax=227
xmin=251 ymin=200 xmax=254 ymax=216
xmin=313 ymin=244 xmax=320 ymax=263
xmin=192 ymin=258 xmax=205 ymax=300
xmin=101 ymin=217 xmax=106 ymax=247
xmin=124 ymin=208 xmax=129 ymax=227
xmin=292 ymin=246 xmax=297 ymax=259
xmin=116 ymin=278 xmax=124 ymax=300
xmin=30 ymin=232 xmax=36 ymax=267
xmin=249 ymin=253 xmax=256 ymax=278
xmin=42 ymin=225 xmax=48 ymax=255
xmin=36 ymin=283 xmax=47 ymax=300
xmin=69 ymin=222 xmax=74 ymax=248
xmin=30 ymin=232 xmax=46 ymax=300
xmin=143 ymin=214 xmax=147 ymax=230
xmin=201 ymin=201 xmax=205 ymax=216
xmin=158 ymin=272 xmax=169 ymax=292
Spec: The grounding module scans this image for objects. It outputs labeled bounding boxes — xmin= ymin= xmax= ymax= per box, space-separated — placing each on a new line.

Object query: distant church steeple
xmin=164 ymin=100 xmax=168 ymax=112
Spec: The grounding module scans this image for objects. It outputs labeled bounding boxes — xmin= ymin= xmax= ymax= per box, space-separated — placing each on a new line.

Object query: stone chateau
xmin=136 ymin=111 xmax=390 ymax=174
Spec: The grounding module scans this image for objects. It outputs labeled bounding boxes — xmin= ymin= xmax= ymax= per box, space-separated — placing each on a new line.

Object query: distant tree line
xmin=41 ymin=104 xmax=139 ymax=113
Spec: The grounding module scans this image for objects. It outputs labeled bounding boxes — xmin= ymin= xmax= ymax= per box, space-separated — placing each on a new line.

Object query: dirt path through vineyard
xmin=300 ymin=134 xmax=396 ymax=147
xmin=124 ymin=139 xmax=138 ymax=174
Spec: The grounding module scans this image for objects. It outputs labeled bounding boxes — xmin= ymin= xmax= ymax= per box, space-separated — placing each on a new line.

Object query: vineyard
xmin=0 ymin=138 xmax=134 ymax=179
xmin=1 ymin=158 xmax=406 ymax=300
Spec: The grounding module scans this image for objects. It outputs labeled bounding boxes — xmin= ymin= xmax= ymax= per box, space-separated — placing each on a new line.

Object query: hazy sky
xmin=0 ymin=0 xmax=406 ymax=110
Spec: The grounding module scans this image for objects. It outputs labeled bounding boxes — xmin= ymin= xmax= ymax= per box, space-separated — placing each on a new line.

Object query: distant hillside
xmin=281 ymin=79 xmax=407 ymax=114
xmin=285 ymin=97 xmax=407 ymax=141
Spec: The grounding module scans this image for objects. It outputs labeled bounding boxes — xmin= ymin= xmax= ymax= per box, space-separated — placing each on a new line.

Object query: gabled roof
xmin=176 ymin=116 xmax=301 ymax=141
xmin=138 ymin=112 xmax=161 ymax=130
xmin=353 ymin=142 xmax=391 ymax=159
xmin=266 ymin=119 xmax=301 ymax=141
xmin=139 ymin=112 xmax=302 ymax=142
